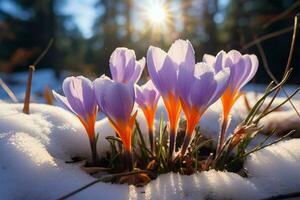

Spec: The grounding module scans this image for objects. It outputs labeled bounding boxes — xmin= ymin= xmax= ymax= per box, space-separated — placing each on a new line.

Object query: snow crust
xmin=0 ymin=103 xmax=300 ymax=200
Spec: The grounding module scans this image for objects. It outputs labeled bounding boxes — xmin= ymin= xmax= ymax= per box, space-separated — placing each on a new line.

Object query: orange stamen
xmin=163 ymin=93 xmax=181 ymax=132
xmin=221 ymin=87 xmax=242 ymax=121
xmin=78 ymin=109 xmax=97 ymax=141
xmin=108 ymin=111 xmax=138 ymax=152
xmin=180 ymin=99 xmax=203 ymax=135
xmin=140 ymin=104 xmax=158 ymax=152
xmin=216 ymin=87 xmax=242 ymax=155
xmin=140 ymin=105 xmax=157 ymax=132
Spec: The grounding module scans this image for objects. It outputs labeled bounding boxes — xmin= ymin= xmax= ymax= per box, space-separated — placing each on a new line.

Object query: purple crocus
xmin=203 ymin=50 xmax=258 ymax=154
xmin=135 ymin=80 xmax=160 ymax=152
xmin=147 ymin=39 xmax=194 ymax=159
xmin=110 ymin=47 xmax=145 ymax=84
xmin=178 ymin=62 xmax=230 ymax=155
xmin=52 ymin=76 xmax=99 ymax=165
xmin=94 ymin=75 xmax=137 ymax=171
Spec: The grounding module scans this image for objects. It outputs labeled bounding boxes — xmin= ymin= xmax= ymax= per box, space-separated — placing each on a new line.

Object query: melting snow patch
xmin=0 ymin=103 xmax=300 ymax=199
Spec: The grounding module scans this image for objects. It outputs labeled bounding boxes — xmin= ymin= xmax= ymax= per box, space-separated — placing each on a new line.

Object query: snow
xmin=1 ymin=103 xmax=300 ymax=199
xmin=245 ymin=139 xmax=300 ymax=196
xmin=198 ymin=92 xmax=300 ymax=143
xmin=73 ymin=171 xmax=262 ymax=200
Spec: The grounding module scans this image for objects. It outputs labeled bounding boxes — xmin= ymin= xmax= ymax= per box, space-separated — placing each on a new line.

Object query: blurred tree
xmin=0 ymin=0 xmax=299 ymax=84
xmin=0 ymin=0 xmax=87 ymax=78
xmin=90 ymin=0 xmax=139 ymax=76
xmin=221 ymin=0 xmax=299 ymax=83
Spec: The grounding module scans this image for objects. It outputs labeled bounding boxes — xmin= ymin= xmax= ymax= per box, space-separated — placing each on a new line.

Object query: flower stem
xmin=181 ymin=133 xmax=191 ymax=156
xmin=216 ymin=117 xmax=228 ymax=156
xmin=149 ymin=129 xmax=155 ymax=153
xmin=124 ymin=149 xmax=133 ymax=171
xmin=89 ymin=138 xmax=99 ymax=166
xmin=168 ymin=129 xmax=176 ymax=161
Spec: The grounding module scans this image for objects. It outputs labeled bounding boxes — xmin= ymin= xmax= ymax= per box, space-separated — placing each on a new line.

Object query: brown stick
xmin=22 ymin=39 xmax=54 ymax=114
xmin=22 ymin=65 xmax=35 ymax=114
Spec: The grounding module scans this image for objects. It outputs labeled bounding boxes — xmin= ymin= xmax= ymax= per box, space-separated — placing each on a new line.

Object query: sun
xmin=144 ymin=0 xmax=168 ymax=27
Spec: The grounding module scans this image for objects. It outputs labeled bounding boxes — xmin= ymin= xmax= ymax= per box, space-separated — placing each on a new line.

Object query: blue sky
xmin=61 ymin=0 xmax=98 ymax=38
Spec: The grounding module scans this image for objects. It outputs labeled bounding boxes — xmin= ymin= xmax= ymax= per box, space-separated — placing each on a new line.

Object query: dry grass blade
xmin=0 ymin=78 xmax=18 ymax=103
xmin=56 ymin=170 xmax=152 ymax=200
xmin=263 ymin=0 xmax=300 ymax=28
xmin=242 ymin=24 xmax=299 ymax=51
xmin=254 ymin=15 xmax=300 ymax=118
xmin=44 ymin=85 xmax=53 ymax=105
xmin=260 ymin=191 xmax=300 ymax=200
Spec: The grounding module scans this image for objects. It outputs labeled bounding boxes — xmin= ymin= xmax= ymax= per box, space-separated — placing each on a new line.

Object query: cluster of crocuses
xmin=53 ymin=39 xmax=258 ymax=171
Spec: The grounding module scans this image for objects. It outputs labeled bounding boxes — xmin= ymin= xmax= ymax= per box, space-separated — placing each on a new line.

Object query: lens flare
xmin=145 ymin=1 xmax=167 ymax=26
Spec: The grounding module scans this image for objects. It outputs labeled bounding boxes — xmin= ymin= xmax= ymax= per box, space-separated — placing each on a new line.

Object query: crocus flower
xmin=52 ymin=76 xmax=99 ymax=165
xmin=147 ymin=39 xmax=194 ymax=159
xmin=94 ymin=75 xmax=137 ymax=171
xmin=136 ymin=80 xmax=160 ymax=152
xmin=110 ymin=47 xmax=145 ymax=84
xmin=203 ymin=50 xmax=258 ymax=153
xmin=178 ymin=62 xmax=230 ymax=155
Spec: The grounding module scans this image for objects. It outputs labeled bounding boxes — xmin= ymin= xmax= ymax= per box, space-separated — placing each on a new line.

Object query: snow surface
xmin=1 ymin=102 xmax=300 ymax=200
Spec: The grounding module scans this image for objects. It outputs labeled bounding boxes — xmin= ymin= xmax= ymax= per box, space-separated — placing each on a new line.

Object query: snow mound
xmin=0 ymin=132 xmax=94 ymax=200
xmin=0 ymin=103 xmax=300 ymax=200
xmin=245 ymin=139 xmax=300 ymax=196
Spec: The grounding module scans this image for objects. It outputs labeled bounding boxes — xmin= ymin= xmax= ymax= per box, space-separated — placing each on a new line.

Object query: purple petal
xmin=214 ymin=50 xmax=226 ymax=72
xmin=243 ymin=55 xmax=259 ymax=85
xmin=136 ymin=80 xmax=160 ymax=109
xmin=177 ymin=62 xmax=195 ymax=102
xmin=227 ymin=50 xmax=242 ymax=64
xmin=94 ymin=76 xmax=135 ymax=123
xmin=135 ymin=85 xmax=146 ymax=108
xmin=147 ymin=46 xmax=177 ymax=96
xmin=168 ymin=39 xmax=195 ymax=69
xmin=203 ymin=50 xmax=226 ymax=73
xmin=202 ymin=54 xmax=215 ymax=66
xmin=194 ymin=62 xmax=215 ymax=77
xmin=209 ymin=67 xmax=230 ymax=105
xmin=110 ymin=48 xmax=127 ymax=81
xmin=230 ymin=56 xmax=252 ymax=91
xmin=128 ymin=57 xmax=145 ymax=84
xmin=189 ymin=64 xmax=216 ymax=109
xmin=62 ymin=76 xmax=96 ymax=120
xmin=52 ymin=90 xmax=75 ymax=114
xmin=109 ymin=47 xmax=139 ymax=83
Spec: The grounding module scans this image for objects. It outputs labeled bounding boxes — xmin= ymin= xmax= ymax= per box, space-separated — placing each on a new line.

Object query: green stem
xmin=216 ymin=117 xmax=228 ymax=156
xmin=168 ymin=129 xmax=176 ymax=161
xmin=89 ymin=138 xmax=99 ymax=166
